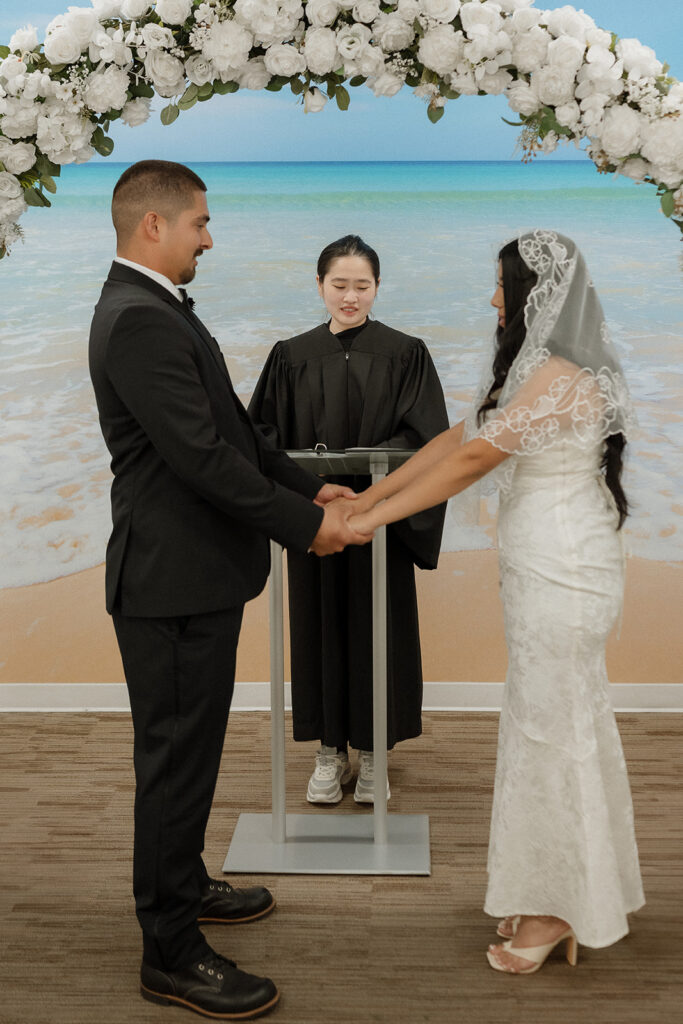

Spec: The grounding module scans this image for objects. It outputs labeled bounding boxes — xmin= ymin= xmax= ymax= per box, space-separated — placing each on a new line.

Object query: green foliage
xmin=427 ymin=104 xmax=445 ymax=124
xmin=91 ymin=126 xmax=115 ymax=156
xmin=290 ymin=77 xmax=305 ymax=95
xmin=24 ymin=187 xmax=51 ymax=208
xmin=178 ymin=83 xmax=199 ymax=109
xmin=213 ymin=80 xmax=239 ymax=94
xmin=0 ymin=45 xmax=10 ymax=59
xmin=661 ymin=190 xmax=675 ymax=218
xmin=160 ymin=103 xmax=180 ymax=125
xmin=336 ymin=86 xmax=350 ymax=111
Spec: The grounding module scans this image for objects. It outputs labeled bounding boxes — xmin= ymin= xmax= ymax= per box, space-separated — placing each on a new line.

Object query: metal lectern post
xmin=222 ymin=448 xmax=430 ymax=875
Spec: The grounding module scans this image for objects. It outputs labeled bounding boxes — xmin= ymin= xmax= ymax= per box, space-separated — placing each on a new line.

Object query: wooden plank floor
xmin=1 ymin=712 xmax=681 ymax=1024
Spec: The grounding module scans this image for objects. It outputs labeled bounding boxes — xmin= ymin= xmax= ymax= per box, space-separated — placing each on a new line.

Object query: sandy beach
xmin=1 ymin=552 xmax=680 ymax=685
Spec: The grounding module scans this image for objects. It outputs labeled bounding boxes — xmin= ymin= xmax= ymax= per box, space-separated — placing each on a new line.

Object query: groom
xmin=89 ymin=160 xmax=368 ymax=1019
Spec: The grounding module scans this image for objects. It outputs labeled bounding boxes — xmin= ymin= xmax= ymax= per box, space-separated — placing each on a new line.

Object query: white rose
xmin=547 ymin=35 xmax=585 ymax=75
xmin=640 ymin=118 xmax=683 ymax=189
xmin=9 ymin=25 xmax=39 ymax=53
xmin=616 ymin=39 xmax=663 ymax=81
xmin=64 ymin=7 xmax=99 ymax=49
xmin=303 ymin=86 xmax=328 ymax=112
xmin=145 ymin=50 xmax=186 ymax=96
xmin=506 ymin=79 xmax=540 ymax=116
xmin=336 ymin=0 xmax=357 ymax=8
xmin=541 ymin=130 xmax=559 ymax=154
xmin=373 ymin=14 xmax=415 ymax=54
xmin=185 ymin=54 xmax=215 ymax=86
xmin=120 ymin=0 xmax=153 ymax=18
xmin=91 ymin=1 xmax=123 ymax=17
xmin=237 ymin=57 xmax=271 ymax=90
xmin=496 ymin=0 xmax=533 ymax=11
xmin=306 ymin=0 xmax=340 ymax=27
xmin=44 ymin=27 xmax=83 ymax=66
xmin=202 ymin=21 xmax=254 ymax=74
xmin=532 ymin=65 xmax=576 ymax=107
xmin=618 ymin=157 xmax=651 ymax=182
xmin=397 ymin=0 xmax=420 ymax=19
xmin=353 ymin=0 xmax=380 ymax=23
xmin=141 ymin=24 xmax=175 ymax=50
xmin=544 ymin=6 xmax=595 ymax=43
xmin=0 ymin=139 xmax=37 ymax=174
xmin=336 ymin=24 xmax=371 ymax=62
xmin=586 ymin=28 xmax=612 ymax=50
xmin=0 ymin=55 xmax=26 ymax=82
xmin=303 ymin=27 xmax=338 ymax=75
xmin=84 ymin=65 xmax=130 ymax=113
xmin=0 ymin=100 xmax=40 ymax=139
xmin=507 ymin=8 xmax=542 ymax=33
xmin=479 ymin=68 xmax=513 ymax=95
xmin=120 ymin=96 xmax=152 ymax=126
xmin=418 ymin=26 xmax=464 ymax=77
xmin=555 ymin=100 xmax=580 ymax=129
xmin=264 ymin=43 xmax=306 ymax=78
xmin=370 ymin=71 xmax=404 ymax=97
xmin=449 ymin=67 xmax=478 ymax=94
xmin=512 ymin=25 xmax=550 ymax=74
xmin=579 ymin=93 xmax=609 ymax=132
xmin=356 ymin=45 xmax=384 ymax=77
xmin=420 ymin=0 xmax=461 ymax=23
xmin=155 ymin=0 xmax=192 ymax=25
xmin=0 ymin=171 xmax=26 ymax=203
xmin=460 ymin=2 xmax=502 ymax=37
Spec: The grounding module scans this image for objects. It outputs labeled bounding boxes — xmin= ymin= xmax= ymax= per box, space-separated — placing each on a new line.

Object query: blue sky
xmin=1 ymin=1 xmax=681 ymax=161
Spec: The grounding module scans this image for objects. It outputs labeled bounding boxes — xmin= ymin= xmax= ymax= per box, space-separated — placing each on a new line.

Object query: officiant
xmin=249 ymin=235 xmax=449 ymax=805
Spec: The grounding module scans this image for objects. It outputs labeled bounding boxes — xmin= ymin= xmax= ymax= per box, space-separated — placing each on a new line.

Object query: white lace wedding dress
xmin=483 ymin=440 xmax=645 ymax=947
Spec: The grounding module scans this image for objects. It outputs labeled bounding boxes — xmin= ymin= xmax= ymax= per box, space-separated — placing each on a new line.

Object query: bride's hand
xmin=347 ymin=511 xmax=376 ymax=536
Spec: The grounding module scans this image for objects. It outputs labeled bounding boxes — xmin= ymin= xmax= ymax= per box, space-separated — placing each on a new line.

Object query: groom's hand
xmin=314 ymin=483 xmax=357 ymax=507
xmin=310 ymin=498 xmax=373 ymax=556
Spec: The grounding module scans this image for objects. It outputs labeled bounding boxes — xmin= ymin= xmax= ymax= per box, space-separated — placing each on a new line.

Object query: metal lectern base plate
xmin=222 ymin=813 xmax=431 ymax=876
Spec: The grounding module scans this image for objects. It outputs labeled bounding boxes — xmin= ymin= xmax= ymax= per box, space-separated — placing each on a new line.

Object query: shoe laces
xmin=196 ymin=952 xmax=237 ymax=980
xmin=314 ymin=753 xmax=342 ymax=780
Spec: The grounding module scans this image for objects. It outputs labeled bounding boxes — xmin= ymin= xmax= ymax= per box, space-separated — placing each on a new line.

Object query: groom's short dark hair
xmin=112 ymin=160 xmax=207 ymax=244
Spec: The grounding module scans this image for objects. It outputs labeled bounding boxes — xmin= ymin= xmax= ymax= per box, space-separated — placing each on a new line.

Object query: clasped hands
xmin=310 ymin=483 xmax=377 ymax=557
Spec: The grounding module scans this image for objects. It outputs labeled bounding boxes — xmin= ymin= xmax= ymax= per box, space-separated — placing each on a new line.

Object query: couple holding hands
xmin=89 ymin=160 xmax=643 ymax=1021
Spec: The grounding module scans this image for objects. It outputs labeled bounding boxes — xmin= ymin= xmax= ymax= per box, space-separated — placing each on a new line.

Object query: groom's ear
xmin=140 ymin=211 xmax=164 ymax=244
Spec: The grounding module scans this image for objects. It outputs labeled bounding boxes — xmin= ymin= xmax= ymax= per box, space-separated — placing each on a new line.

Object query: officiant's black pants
xmin=113 ymin=605 xmax=243 ymax=971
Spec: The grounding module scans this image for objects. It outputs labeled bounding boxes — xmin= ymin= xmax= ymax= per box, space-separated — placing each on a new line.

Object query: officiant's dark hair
xmin=112 ymin=160 xmax=207 ymax=245
xmin=317 ymin=235 xmax=380 ymax=283
xmin=478 ymin=239 xmax=629 ymax=528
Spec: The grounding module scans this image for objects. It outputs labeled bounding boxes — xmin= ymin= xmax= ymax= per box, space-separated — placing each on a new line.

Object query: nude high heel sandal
xmin=487 ymin=929 xmax=578 ymax=974
xmin=496 ymin=915 xmax=520 ymax=939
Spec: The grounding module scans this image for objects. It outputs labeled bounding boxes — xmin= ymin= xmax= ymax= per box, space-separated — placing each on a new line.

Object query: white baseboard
xmin=1 ymin=681 xmax=682 ymax=712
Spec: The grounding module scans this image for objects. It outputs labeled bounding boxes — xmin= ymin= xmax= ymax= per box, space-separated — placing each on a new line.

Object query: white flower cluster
xmin=1 ymin=0 xmax=682 ymax=255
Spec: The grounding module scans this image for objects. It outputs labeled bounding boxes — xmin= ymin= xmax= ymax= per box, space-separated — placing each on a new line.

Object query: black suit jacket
xmin=89 ymin=262 xmax=323 ymax=617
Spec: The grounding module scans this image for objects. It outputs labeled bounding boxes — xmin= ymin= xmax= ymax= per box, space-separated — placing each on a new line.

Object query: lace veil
xmin=463 ymin=229 xmax=637 ymax=495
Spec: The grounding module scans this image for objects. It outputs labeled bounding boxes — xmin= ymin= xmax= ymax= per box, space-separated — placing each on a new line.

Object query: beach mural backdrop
xmin=1 ymin=2 xmax=681 ymax=690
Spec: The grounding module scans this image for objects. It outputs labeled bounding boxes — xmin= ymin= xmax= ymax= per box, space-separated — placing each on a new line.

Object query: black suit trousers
xmin=113 ymin=605 xmax=243 ymax=971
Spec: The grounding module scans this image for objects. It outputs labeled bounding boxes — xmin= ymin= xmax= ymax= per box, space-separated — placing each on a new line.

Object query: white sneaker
xmin=306 ymin=746 xmax=353 ymax=804
xmin=353 ymin=751 xmax=391 ymax=804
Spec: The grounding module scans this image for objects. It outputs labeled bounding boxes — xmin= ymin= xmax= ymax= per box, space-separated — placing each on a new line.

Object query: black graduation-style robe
xmin=248 ymin=319 xmax=449 ymax=750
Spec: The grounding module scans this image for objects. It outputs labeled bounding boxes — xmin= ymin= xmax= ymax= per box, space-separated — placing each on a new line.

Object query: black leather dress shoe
xmin=141 ymin=952 xmax=279 ymax=1020
xmin=198 ymin=879 xmax=275 ymax=924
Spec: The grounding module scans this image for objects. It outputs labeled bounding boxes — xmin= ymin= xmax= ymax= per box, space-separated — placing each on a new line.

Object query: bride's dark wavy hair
xmin=478 ymin=238 xmax=629 ymax=529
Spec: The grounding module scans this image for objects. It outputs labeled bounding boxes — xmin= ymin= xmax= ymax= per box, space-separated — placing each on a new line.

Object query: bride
xmin=347 ymin=230 xmax=645 ymax=973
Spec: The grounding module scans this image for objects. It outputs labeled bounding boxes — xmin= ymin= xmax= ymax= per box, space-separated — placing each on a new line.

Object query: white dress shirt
xmin=114 ymin=256 xmax=183 ymax=303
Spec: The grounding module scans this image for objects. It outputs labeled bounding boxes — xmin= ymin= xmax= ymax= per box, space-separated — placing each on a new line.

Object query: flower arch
xmin=1 ymin=0 xmax=682 ymax=257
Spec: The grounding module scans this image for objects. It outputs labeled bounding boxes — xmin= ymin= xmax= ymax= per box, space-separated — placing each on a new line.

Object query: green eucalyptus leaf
xmin=661 ymin=190 xmax=675 ymax=218
xmin=41 ymin=175 xmax=58 ymax=194
xmin=197 ymin=82 xmax=213 ymax=99
xmin=178 ymin=93 xmax=197 ymax=110
xmin=349 ymin=76 xmax=366 ymax=88
xmin=0 ymin=45 xmax=10 ymax=59
xmin=160 ymin=103 xmax=180 ymax=125
xmin=265 ymin=80 xmax=284 ymax=92
xmin=24 ymin=187 xmax=51 ymax=208
xmin=213 ymin=80 xmax=238 ymax=94
xmin=182 ymin=83 xmax=199 ymax=103
xmin=427 ymin=104 xmax=445 ymax=124
xmin=335 ymin=85 xmax=350 ymax=111
xmin=290 ymin=77 xmax=305 ymax=95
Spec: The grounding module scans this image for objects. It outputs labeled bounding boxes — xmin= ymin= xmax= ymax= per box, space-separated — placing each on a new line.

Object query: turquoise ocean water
xmin=1 ymin=160 xmax=681 ymax=586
